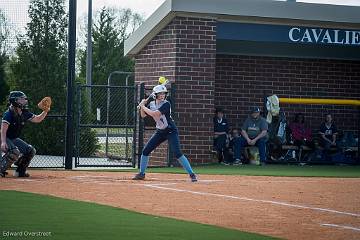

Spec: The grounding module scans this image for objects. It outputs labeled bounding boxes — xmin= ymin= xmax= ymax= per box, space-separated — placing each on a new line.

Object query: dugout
xmin=124 ymin=0 xmax=360 ymax=165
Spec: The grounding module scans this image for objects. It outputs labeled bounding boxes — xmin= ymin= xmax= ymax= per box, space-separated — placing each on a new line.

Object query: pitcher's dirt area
xmin=1 ymin=170 xmax=359 ymax=240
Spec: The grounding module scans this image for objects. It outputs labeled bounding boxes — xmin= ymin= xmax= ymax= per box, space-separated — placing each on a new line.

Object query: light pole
xmin=86 ymin=0 xmax=92 ymax=105
xmin=65 ymin=0 xmax=77 ymax=170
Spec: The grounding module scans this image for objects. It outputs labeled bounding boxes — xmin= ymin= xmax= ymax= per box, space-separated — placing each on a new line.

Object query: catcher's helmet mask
xmin=9 ymin=91 xmax=29 ymax=110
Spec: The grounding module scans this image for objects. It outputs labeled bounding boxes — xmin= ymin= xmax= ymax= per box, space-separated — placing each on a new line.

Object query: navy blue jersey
xmin=148 ymin=100 xmax=176 ymax=130
xmin=1 ymin=108 xmax=34 ymax=139
xmin=319 ymin=122 xmax=337 ymax=141
xmin=213 ymin=117 xmax=229 ymax=133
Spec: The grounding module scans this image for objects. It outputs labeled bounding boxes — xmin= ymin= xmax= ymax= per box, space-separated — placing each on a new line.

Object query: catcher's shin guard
xmin=0 ymin=155 xmax=6 ymax=177
xmin=15 ymin=146 xmax=36 ymax=177
xmin=1 ymin=147 xmax=21 ymax=176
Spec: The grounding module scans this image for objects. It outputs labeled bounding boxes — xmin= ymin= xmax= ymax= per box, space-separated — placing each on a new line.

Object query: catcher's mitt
xmin=37 ymin=97 xmax=52 ymax=112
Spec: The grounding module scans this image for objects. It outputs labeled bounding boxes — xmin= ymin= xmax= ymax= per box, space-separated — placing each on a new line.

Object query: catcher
xmin=0 ymin=91 xmax=51 ymax=177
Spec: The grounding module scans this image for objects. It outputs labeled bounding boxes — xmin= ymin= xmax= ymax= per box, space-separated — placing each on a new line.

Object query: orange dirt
xmin=1 ymin=170 xmax=359 ymax=240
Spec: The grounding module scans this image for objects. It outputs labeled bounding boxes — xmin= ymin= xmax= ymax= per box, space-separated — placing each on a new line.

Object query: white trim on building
xmin=124 ymin=0 xmax=360 ymax=56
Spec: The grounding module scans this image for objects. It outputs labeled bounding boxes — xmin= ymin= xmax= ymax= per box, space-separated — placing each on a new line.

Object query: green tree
xmin=0 ymin=53 xmax=9 ymax=108
xmin=8 ymin=0 xmax=98 ymax=156
xmin=78 ymin=7 xmax=142 ymax=125
xmin=10 ymin=0 xmax=67 ymax=112
xmin=78 ymin=8 xmax=142 ymax=79
xmin=79 ymin=7 xmax=142 ymax=83
xmin=0 ymin=10 xmax=10 ymax=108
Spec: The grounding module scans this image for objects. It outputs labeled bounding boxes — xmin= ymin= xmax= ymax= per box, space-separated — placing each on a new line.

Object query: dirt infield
xmin=1 ymin=170 xmax=359 ymax=240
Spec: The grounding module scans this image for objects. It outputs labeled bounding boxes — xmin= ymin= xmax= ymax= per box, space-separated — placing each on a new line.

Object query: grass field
xmin=94 ymin=127 xmax=133 ymax=135
xmin=98 ymin=142 xmax=133 ymax=157
xmin=0 ymin=191 xmax=277 ymax=240
xmin=2 ymin=165 xmax=359 ymax=240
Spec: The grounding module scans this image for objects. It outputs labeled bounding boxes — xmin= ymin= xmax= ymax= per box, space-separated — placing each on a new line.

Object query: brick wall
xmin=173 ymin=17 xmax=216 ymax=164
xmin=135 ymin=20 xmax=176 ymax=165
xmin=135 ymin=16 xmax=359 ymax=166
xmin=215 ymin=55 xmax=360 ymax=137
xmin=135 ymin=16 xmax=217 ymax=165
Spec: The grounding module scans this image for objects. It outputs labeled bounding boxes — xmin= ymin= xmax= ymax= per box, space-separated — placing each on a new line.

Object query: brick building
xmin=125 ymin=0 xmax=360 ymax=165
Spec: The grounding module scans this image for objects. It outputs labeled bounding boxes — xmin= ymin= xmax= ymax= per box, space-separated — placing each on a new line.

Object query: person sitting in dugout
xmin=233 ymin=107 xmax=268 ymax=165
xmin=319 ymin=113 xmax=339 ymax=151
xmin=223 ymin=128 xmax=242 ymax=165
xmin=289 ymin=113 xmax=315 ymax=148
xmin=213 ymin=108 xmax=229 ymax=163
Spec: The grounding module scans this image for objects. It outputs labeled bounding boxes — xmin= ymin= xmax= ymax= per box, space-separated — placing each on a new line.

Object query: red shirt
xmin=289 ymin=122 xmax=312 ymax=141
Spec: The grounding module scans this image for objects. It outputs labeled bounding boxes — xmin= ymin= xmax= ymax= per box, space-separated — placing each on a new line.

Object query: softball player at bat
xmin=133 ymin=84 xmax=198 ymax=182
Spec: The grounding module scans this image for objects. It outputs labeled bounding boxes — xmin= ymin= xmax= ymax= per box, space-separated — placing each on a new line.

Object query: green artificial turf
xmin=0 ymin=191 xmax=278 ymax=240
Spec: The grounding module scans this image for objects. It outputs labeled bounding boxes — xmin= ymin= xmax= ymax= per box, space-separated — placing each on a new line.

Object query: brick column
xmin=173 ymin=17 xmax=216 ymax=164
xmin=134 ymin=16 xmax=217 ymax=165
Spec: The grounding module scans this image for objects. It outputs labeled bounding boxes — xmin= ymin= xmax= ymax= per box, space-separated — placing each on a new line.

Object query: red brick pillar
xmin=172 ymin=17 xmax=216 ymax=164
xmin=134 ymin=16 xmax=217 ymax=165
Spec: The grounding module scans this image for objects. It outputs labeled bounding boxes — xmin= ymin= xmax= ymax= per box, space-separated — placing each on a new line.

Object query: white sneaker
xmin=233 ymin=159 xmax=242 ymax=165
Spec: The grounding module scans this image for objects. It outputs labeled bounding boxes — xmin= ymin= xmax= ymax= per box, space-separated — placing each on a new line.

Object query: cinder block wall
xmin=215 ymin=55 xmax=360 ymax=137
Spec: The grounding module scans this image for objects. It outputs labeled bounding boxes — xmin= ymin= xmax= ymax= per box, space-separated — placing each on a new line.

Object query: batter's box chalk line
xmin=146 ymin=178 xmax=223 ymax=182
xmin=69 ymin=175 xmax=135 ymax=181
xmin=14 ymin=179 xmax=38 ymax=182
xmin=140 ymin=183 xmax=178 ymax=187
xmin=321 ymin=223 xmax=360 ymax=232
xmin=140 ymin=179 xmax=224 ymax=187
xmin=143 ymin=185 xmax=360 ymax=218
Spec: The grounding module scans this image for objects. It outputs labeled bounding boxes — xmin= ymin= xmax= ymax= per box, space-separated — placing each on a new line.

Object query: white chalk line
xmin=138 ymin=178 xmax=223 ymax=183
xmin=137 ymin=183 xmax=178 ymax=186
xmin=143 ymin=184 xmax=360 ymax=218
xmin=321 ymin=223 xmax=360 ymax=232
xmin=69 ymin=175 xmax=223 ymax=184
xmin=14 ymin=179 xmax=37 ymax=182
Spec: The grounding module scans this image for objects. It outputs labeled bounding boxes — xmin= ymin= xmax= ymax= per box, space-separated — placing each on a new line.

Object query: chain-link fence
xmin=1 ymin=1 xmax=148 ymax=169
xmin=1 ymin=1 xmax=68 ymax=168
xmin=28 ymin=115 xmax=66 ymax=168
xmin=75 ymin=83 xmax=137 ymax=167
xmin=0 ymin=0 xmax=30 ymax=54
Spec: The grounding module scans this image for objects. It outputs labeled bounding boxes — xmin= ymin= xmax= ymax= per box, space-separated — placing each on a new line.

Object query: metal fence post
xmin=105 ymin=84 xmax=111 ymax=156
xmin=168 ymin=83 xmax=176 ymax=167
xmin=65 ymin=0 xmax=77 ymax=170
xmin=132 ymin=84 xmax=139 ymax=168
xmin=75 ymin=84 xmax=82 ymax=167
xmin=125 ymin=75 xmax=130 ymax=163
xmin=138 ymin=83 xmax=145 ymax=168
